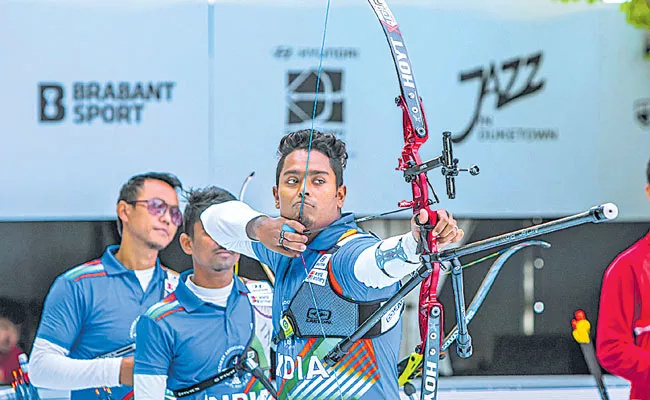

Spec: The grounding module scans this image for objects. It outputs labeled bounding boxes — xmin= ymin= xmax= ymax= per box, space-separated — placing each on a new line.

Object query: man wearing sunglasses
xmin=30 ymin=172 xmax=183 ymax=400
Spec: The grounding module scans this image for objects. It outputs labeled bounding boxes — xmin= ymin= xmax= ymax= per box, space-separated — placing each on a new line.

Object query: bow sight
xmin=398 ymin=131 xmax=479 ymax=201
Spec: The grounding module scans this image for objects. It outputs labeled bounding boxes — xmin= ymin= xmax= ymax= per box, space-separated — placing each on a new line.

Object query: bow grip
xmin=415 ymin=207 xmax=439 ymax=254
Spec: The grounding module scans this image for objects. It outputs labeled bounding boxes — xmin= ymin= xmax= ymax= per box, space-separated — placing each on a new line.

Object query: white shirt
xmin=185 ymin=275 xmax=233 ymax=307
xmin=134 ymin=266 xmax=155 ymax=292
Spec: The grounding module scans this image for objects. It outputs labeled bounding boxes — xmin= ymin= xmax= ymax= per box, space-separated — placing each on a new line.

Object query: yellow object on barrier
xmin=571 ymin=310 xmax=592 ymax=344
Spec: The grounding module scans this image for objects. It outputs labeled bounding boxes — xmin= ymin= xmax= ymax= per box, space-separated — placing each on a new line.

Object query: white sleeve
xmin=134 ymin=374 xmax=167 ymax=400
xmin=29 ymin=338 xmax=122 ymax=390
xmin=353 ymin=233 xmax=420 ymax=289
xmin=200 ymin=200 xmax=266 ymax=260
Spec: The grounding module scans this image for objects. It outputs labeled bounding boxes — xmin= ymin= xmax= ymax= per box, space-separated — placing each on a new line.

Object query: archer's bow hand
xmin=411 ymin=209 xmax=464 ymax=247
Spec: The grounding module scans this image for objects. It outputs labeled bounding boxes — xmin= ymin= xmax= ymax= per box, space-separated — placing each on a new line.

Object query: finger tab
xmin=282 ymin=224 xmax=297 ymax=233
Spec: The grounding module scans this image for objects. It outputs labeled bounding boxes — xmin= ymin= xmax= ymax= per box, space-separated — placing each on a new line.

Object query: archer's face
xmin=273 ymin=149 xmax=346 ymax=230
xmin=119 ymin=180 xmax=180 ymax=251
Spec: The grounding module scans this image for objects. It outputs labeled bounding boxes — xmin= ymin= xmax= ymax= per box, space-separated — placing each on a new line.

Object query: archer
xmin=200 ymin=129 xmax=463 ymax=399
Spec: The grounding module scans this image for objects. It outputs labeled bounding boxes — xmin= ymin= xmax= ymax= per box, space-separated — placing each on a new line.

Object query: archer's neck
xmin=115 ymin=238 xmax=159 ymax=271
xmin=191 ymin=265 xmax=234 ymax=289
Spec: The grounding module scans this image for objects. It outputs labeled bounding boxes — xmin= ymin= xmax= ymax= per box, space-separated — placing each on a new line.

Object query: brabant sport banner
xmin=0 ymin=1 xmax=648 ymax=221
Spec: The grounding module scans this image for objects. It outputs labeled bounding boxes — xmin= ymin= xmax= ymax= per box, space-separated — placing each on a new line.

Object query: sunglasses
xmin=126 ymin=198 xmax=183 ymax=226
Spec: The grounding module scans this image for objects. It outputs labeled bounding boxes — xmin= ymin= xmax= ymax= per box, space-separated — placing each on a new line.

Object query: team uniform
xmin=201 ymin=202 xmax=421 ymax=400
xmin=32 ymin=245 xmax=179 ymax=400
xmin=134 ymin=272 xmax=273 ymax=400
xmin=597 ymin=231 xmax=650 ymax=399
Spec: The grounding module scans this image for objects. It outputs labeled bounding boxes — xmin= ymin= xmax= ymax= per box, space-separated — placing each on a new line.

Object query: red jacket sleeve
xmin=596 ymin=258 xmax=650 ymax=384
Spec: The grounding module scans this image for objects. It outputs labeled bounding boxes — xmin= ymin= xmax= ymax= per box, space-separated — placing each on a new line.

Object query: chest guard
xmin=274 ymin=231 xmax=404 ymax=344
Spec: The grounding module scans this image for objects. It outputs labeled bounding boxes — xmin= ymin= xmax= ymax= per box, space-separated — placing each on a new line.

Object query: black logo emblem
xmin=274 ymin=46 xmax=293 ymax=60
xmin=39 ymin=83 xmax=65 ymax=122
xmin=286 ymin=69 xmax=343 ymax=125
xmin=454 ymin=51 xmax=546 ymax=143
xmin=635 ymin=98 xmax=650 ymax=128
xmin=306 ymin=308 xmax=332 ymax=324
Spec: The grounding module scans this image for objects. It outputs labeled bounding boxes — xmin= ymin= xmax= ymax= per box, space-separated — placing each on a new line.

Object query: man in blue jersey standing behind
xmin=30 ymin=172 xmax=183 ymax=400
xmin=134 ymin=186 xmax=274 ymax=400
xmin=200 ymin=130 xmax=464 ymax=399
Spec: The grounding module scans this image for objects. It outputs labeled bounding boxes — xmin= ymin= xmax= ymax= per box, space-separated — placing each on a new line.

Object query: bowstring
xmin=292 ymin=1 xmax=345 ymax=398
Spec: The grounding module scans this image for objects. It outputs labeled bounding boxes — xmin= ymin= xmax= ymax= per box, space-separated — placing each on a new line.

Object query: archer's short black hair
xmin=117 ymin=172 xmax=182 ymax=204
xmin=183 ymin=186 xmax=237 ymax=238
xmin=275 ymin=129 xmax=348 ymax=187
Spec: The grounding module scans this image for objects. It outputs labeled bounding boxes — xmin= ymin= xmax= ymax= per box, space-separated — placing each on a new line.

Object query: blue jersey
xmin=36 ymin=245 xmax=178 ymax=400
xmin=253 ymin=213 xmax=402 ymax=400
xmin=134 ymin=273 xmax=271 ymax=400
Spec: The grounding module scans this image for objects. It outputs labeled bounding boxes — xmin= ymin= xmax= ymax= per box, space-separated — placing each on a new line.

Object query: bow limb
xmin=367 ymin=0 xmax=442 ymax=349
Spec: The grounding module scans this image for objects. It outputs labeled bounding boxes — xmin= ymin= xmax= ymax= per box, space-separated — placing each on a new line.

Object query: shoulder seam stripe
xmin=146 ymin=300 xmax=181 ymax=319
xmin=155 ymin=306 xmax=184 ymax=321
xmin=73 ymin=271 xmax=107 ymax=282
xmin=64 ymin=263 xmax=105 ymax=280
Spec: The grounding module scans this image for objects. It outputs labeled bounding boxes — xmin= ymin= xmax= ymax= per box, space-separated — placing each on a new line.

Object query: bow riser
xmin=394 ymin=95 xmax=444 ymax=346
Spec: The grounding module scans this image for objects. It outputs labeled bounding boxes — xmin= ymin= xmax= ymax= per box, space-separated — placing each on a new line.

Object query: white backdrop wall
xmin=0 ymin=1 xmax=211 ymax=220
xmin=1 ymin=0 xmax=648 ymax=221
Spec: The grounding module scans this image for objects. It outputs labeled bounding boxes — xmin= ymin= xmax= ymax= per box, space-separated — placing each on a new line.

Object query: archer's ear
xmin=337 ymin=184 xmax=347 ymax=209
xmin=179 ymin=233 xmax=193 ymax=255
xmin=116 ymin=200 xmax=129 ymax=226
xmin=272 ymin=186 xmax=280 ymax=209
xmin=645 ymin=183 xmax=650 ymax=202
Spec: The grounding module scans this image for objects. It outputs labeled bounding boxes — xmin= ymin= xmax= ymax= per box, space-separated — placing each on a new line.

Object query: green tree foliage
xmin=558 ymin=0 xmax=650 ymax=29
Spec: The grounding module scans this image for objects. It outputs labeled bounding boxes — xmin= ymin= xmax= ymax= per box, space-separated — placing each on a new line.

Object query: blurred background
xmin=0 ymin=0 xmax=648 ymax=393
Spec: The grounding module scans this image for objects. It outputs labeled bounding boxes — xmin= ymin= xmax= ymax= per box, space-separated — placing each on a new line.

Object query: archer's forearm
xmin=353 ymin=233 xmax=420 ymax=289
xmin=30 ymin=338 xmax=122 ymax=390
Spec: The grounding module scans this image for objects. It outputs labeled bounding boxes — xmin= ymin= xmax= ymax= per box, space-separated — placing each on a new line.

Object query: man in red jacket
xmin=597 ymin=158 xmax=650 ymax=400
